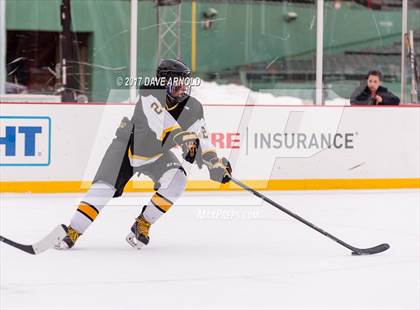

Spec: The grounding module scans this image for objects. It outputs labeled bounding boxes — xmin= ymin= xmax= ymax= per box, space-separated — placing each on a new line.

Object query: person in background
xmin=350 ymin=70 xmax=400 ymax=105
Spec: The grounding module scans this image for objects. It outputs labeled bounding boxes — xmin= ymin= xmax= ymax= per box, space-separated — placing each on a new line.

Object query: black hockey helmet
xmin=157 ymin=59 xmax=191 ymax=80
xmin=157 ymin=59 xmax=192 ymax=105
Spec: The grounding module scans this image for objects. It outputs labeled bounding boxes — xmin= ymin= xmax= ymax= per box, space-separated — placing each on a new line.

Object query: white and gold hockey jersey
xmin=128 ymin=86 xmax=216 ymax=167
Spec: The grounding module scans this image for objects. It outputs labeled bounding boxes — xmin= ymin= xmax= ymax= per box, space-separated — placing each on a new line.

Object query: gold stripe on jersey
xmin=128 ymin=148 xmax=162 ymax=161
xmin=151 ymin=192 xmax=173 ymax=213
xmin=160 ymin=124 xmax=182 ymax=141
xmin=77 ymin=202 xmax=99 ymax=221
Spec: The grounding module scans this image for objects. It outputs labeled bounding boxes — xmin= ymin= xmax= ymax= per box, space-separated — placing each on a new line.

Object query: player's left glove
xmin=173 ymin=131 xmax=200 ymax=163
xmin=203 ymin=153 xmax=232 ymax=184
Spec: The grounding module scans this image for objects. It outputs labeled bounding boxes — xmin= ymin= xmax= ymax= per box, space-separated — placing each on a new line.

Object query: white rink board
xmin=0 ymin=103 xmax=419 ymax=183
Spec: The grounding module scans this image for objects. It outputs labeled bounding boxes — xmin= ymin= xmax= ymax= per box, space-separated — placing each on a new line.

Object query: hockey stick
xmin=230 ymin=177 xmax=390 ymax=255
xmin=0 ymin=224 xmax=67 ymax=255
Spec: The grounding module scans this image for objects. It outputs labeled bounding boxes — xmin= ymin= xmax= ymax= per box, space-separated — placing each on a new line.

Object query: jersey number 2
xmin=151 ymin=102 xmax=163 ymax=115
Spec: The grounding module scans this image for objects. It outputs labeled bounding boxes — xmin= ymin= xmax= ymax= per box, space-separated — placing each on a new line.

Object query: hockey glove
xmin=115 ymin=117 xmax=134 ymax=142
xmin=173 ymin=131 xmax=200 ymax=163
xmin=203 ymin=154 xmax=232 ymax=184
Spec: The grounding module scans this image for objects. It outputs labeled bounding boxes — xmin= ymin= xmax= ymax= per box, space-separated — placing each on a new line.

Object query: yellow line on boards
xmin=1 ymin=179 xmax=419 ymax=193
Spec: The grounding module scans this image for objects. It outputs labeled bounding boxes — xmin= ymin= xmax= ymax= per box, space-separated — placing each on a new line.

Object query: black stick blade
xmin=351 ymin=243 xmax=390 ymax=256
xmin=0 ymin=236 xmax=36 ymax=254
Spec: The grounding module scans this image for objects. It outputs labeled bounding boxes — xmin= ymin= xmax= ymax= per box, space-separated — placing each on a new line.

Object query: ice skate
xmin=126 ymin=209 xmax=151 ymax=250
xmin=54 ymin=225 xmax=81 ymax=250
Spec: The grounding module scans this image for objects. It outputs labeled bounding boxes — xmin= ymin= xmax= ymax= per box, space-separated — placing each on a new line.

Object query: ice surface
xmin=1 ymin=189 xmax=419 ymax=310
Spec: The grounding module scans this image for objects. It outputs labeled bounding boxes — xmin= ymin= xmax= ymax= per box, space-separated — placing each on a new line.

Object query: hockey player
xmin=55 ymin=59 xmax=232 ymax=250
